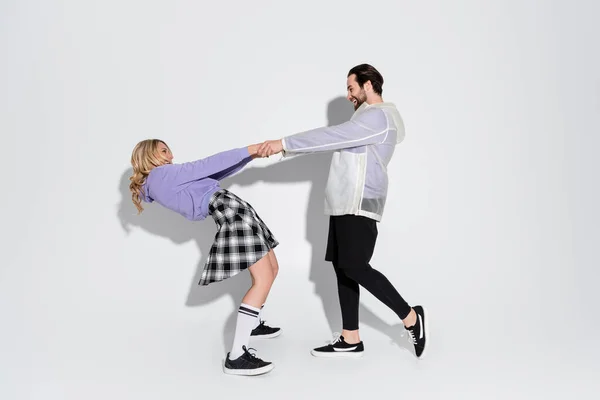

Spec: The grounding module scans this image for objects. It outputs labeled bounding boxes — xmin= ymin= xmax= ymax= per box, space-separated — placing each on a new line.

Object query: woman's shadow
xmin=116 ymin=96 xmax=410 ymax=353
xmin=117 ymin=168 xmax=252 ymax=352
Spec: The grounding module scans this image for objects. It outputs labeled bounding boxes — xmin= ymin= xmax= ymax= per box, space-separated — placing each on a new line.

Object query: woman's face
xmin=156 ymin=142 xmax=173 ymax=164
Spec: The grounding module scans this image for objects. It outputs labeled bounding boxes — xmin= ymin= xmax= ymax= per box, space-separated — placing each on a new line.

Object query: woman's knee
xmin=267 ymin=250 xmax=279 ymax=278
xmin=249 ymin=256 xmax=275 ymax=287
xmin=271 ymin=261 xmax=279 ymax=280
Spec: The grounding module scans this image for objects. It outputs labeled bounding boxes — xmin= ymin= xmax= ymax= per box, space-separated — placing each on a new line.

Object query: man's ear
xmin=364 ymin=80 xmax=373 ymax=93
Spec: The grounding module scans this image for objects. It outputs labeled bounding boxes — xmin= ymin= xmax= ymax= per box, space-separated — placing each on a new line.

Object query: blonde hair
xmin=129 ymin=139 xmax=171 ymax=214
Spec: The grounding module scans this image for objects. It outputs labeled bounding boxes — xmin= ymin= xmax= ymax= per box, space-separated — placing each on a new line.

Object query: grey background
xmin=1 ymin=0 xmax=598 ymax=398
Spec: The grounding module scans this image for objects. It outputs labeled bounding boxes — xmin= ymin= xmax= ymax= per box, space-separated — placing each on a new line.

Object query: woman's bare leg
xmin=267 ymin=249 xmax=279 ymax=281
xmin=229 ymin=254 xmax=274 ymax=360
xmin=243 ymin=254 xmax=275 ymax=307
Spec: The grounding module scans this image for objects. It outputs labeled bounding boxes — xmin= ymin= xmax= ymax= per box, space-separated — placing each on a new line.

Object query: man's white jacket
xmin=282 ymin=102 xmax=405 ymax=222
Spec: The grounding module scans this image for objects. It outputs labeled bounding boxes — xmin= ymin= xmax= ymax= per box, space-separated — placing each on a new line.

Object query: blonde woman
xmin=129 ymin=139 xmax=280 ymax=376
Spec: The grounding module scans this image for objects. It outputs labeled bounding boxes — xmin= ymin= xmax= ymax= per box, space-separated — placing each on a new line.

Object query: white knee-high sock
xmin=254 ymin=304 xmax=265 ymax=328
xmin=230 ymin=303 xmax=260 ymax=359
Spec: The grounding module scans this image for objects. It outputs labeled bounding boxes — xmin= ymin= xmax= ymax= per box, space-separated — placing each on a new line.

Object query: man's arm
xmin=282 ymin=107 xmax=388 ymax=154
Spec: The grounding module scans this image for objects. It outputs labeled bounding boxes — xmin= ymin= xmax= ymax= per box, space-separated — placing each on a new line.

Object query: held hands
xmin=258 ymin=139 xmax=283 ymax=158
xmin=248 ymin=140 xmax=283 ymax=159
xmin=247 ymin=144 xmax=262 ymax=159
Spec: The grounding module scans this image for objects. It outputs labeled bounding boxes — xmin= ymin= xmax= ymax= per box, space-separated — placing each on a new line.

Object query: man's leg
xmin=326 ymin=215 xmax=362 ymax=333
xmin=333 ymin=262 xmax=361 ymax=342
xmin=335 ymin=215 xmax=428 ymax=357
xmin=343 ymin=263 xmax=412 ymax=321
xmin=311 ymin=216 xmax=365 ymax=358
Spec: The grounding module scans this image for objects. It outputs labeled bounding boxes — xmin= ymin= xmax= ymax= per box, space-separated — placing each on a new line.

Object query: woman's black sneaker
xmin=223 ymin=346 xmax=274 ymax=376
xmin=250 ymin=320 xmax=281 ymax=338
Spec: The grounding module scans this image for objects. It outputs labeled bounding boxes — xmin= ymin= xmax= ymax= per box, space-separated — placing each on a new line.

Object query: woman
xmin=129 ymin=139 xmax=280 ymax=376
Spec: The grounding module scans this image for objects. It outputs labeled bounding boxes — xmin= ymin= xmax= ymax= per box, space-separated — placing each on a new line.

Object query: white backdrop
xmin=1 ymin=0 xmax=599 ymax=399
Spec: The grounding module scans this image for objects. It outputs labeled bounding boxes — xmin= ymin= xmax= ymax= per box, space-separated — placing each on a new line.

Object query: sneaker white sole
xmin=310 ymin=350 xmax=364 ymax=358
xmin=223 ymin=363 xmax=274 ymax=376
xmin=418 ymin=306 xmax=429 ymax=359
xmin=250 ymin=330 xmax=282 ymax=339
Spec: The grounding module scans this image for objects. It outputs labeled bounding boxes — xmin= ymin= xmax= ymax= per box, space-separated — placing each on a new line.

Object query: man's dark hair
xmin=348 ymin=64 xmax=384 ymax=95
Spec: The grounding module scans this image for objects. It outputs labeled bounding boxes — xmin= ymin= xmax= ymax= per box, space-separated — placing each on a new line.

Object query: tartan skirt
xmin=198 ymin=189 xmax=279 ymax=286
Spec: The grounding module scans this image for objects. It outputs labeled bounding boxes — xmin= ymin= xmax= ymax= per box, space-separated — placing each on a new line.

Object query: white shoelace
xmin=406 ymin=328 xmax=417 ymax=344
xmin=330 ymin=332 xmax=342 ymax=345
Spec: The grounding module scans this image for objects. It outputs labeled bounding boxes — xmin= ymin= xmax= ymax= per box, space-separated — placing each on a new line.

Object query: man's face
xmin=347 ymin=74 xmax=367 ymax=111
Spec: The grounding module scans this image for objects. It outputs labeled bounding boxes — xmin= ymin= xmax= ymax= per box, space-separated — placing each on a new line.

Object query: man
xmin=258 ymin=64 xmax=428 ymax=358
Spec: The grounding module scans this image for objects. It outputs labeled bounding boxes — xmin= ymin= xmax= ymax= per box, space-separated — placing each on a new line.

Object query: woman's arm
xmin=165 ymin=146 xmax=254 ymax=185
xmin=207 ymin=144 xmax=262 ymax=181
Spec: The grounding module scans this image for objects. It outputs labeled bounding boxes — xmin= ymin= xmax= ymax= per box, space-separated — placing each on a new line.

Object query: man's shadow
xmin=116 ymin=96 xmax=411 ymax=353
xmin=217 ymin=96 xmax=411 ymax=350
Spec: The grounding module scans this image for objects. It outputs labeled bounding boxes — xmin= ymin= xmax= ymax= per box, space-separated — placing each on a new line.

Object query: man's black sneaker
xmin=405 ymin=305 xmax=428 ymax=358
xmin=250 ymin=320 xmax=281 ymax=339
xmin=223 ymin=346 xmax=274 ymax=376
xmin=311 ymin=334 xmax=364 ymax=358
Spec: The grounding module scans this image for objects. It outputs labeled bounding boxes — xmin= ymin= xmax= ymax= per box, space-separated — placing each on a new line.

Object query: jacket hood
xmin=353 ymin=102 xmax=405 ymax=144
xmin=366 ymin=102 xmax=405 ymax=144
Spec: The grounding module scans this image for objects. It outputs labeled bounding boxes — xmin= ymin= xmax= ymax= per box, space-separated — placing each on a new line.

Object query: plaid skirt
xmin=198 ymin=189 xmax=279 ymax=286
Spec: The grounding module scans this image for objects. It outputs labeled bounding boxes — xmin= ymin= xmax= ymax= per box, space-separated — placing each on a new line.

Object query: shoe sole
xmin=310 ymin=350 xmax=364 ymax=358
xmin=250 ymin=330 xmax=282 ymax=339
xmin=417 ymin=306 xmax=429 ymax=359
xmin=223 ymin=363 xmax=274 ymax=376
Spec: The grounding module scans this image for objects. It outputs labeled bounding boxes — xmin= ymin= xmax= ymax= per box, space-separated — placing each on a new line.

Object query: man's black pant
xmin=325 ymin=214 xmax=411 ymax=330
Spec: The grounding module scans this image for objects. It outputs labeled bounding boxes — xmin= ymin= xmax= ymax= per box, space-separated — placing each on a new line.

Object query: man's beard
xmin=350 ymin=91 xmax=367 ymax=110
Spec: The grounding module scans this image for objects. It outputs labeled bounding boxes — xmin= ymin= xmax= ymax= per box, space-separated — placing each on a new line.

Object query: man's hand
xmin=258 ymin=139 xmax=283 ymax=158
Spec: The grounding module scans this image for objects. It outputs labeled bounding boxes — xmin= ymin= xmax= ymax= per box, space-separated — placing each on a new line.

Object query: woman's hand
xmin=247 ymin=144 xmax=262 ymax=159
xmin=258 ymin=140 xmax=283 ymax=158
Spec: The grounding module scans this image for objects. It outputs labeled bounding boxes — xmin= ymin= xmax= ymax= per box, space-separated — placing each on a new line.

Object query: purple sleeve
xmin=208 ymin=156 xmax=252 ymax=181
xmin=281 ymin=108 xmax=388 ymax=153
xmin=166 ymin=147 xmax=251 ymax=185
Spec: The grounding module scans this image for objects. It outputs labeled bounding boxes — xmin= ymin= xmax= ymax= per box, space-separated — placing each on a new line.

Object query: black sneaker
xmin=223 ymin=346 xmax=274 ymax=376
xmin=311 ymin=334 xmax=364 ymax=358
xmin=405 ymin=305 xmax=428 ymax=358
xmin=250 ymin=320 xmax=281 ymax=339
